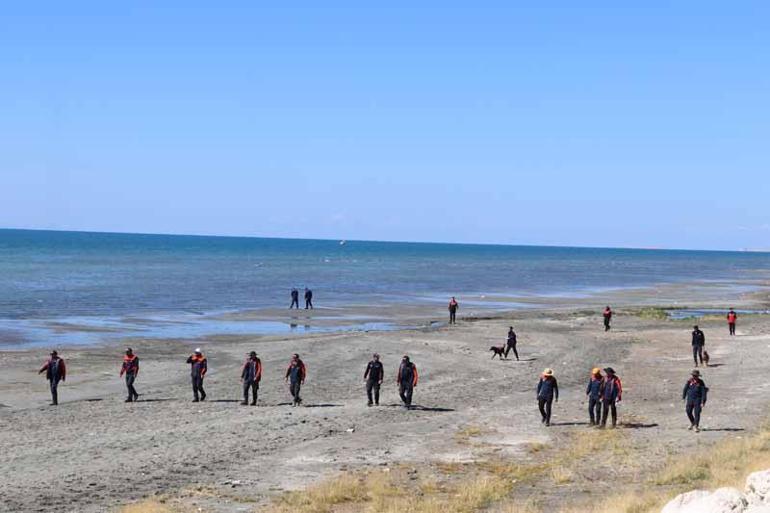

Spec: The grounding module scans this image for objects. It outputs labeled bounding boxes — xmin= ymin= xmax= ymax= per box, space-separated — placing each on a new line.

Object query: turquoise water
xmin=1 ymin=229 xmax=769 ymax=347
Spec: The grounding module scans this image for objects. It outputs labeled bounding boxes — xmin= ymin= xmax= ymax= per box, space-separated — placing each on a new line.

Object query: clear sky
xmin=1 ymin=2 xmax=769 ymax=250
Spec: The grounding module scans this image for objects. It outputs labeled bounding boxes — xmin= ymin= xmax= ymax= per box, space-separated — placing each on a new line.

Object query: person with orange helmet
xmin=585 ymin=368 xmax=604 ymax=426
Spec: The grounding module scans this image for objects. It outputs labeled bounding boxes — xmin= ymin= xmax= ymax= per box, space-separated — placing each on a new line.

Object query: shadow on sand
xmin=620 ymin=422 xmax=659 ymax=429
xmin=407 ymin=405 xmax=455 ymax=412
xmin=701 ymin=427 xmax=745 ymax=432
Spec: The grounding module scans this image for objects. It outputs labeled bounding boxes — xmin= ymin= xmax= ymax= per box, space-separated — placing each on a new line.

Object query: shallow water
xmin=2 ymin=228 xmax=769 ymax=347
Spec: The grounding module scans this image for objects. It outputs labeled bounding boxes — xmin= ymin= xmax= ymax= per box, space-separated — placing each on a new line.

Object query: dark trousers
xmin=729 ymin=323 xmax=736 ymax=335
xmin=588 ymin=397 xmax=601 ymax=425
xmin=243 ymin=381 xmax=258 ymax=404
xmin=693 ymin=345 xmax=704 ymax=366
xmin=538 ymin=398 xmax=553 ymax=424
xmin=449 ymin=311 xmax=457 ymax=324
xmin=305 ymin=299 xmax=313 ymax=309
xmin=399 ymin=383 xmax=413 ymax=406
xmin=192 ymin=375 xmax=206 ymax=401
xmin=49 ymin=379 xmax=60 ymax=405
xmin=290 ymin=381 xmax=302 ymax=404
xmin=686 ymin=401 xmax=702 ymax=427
xmin=505 ymin=343 xmax=519 ymax=360
xmin=290 ymin=298 xmax=299 ymax=309
xmin=601 ymin=400 xmax=617 ymax=427
xmin=604 ymin=318 xmax=611 ymax=331
xmin=125 ymin=373 xmax=138 ymax=401
xmin=366 ymin=380 xmax=380 ymax=405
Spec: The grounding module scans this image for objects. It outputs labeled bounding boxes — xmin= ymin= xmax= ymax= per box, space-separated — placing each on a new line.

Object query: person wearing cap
xmin=727 ymin=308 xmax=737 ymax=336
xmin=682 ymin=369 xmax=708 ymax=432
xmin=38 ymin=350 xmax=66 ymax=406
xmin=364 ymin=353 xmax=384 ymax=406
xmin=397 ymin=355 xmax=419 ymax=408
xmin=603 ymin=306 xmax=613 ymax=331
xmin=285 ymin=353 xmax=307 ymax=406
xmin=119 ymin=348 xmax=140 ymax=402
xmin=536 ymin=368 xmax=559 ymax=426
xmin=241 ymin=351 xmax=262 ymax=406
xmin=600 ymin=367 xmax=622 ymax=428
xmin=585 ymin=368 xmax=604 ymax=426
xmin=186 ymin=348 xmax=208 ymax=402
xmin=505 ymin=326 xmax=519 ymax=360
xmin=691 ymin=325 xmax=706 ymax=367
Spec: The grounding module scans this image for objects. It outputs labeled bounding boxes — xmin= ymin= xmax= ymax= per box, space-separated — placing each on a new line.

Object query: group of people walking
xmin=38 ymin=348 xmax=421 ymax=409
xmin=37 ymin=303 xmax=737 ymax=433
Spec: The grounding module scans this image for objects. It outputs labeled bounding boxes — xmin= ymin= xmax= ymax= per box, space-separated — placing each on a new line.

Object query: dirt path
xmin=1 ymin=307 xmax=769 ymax=512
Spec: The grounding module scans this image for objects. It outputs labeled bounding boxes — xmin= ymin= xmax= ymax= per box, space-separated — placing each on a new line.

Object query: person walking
xmin=586 ymin=367 xmax=604 ymax=426
xmin=603 ymin=306 xmax=613 ymax=331
xmin=241 ymin=351 xmax=262 ymax=406
xmin=290 ymin=288 xmax=300 ymax=309
xmin=504 ymin=326 xmax=519 ymax=360
xmin=600 ymin=367 xmax=622 ymax=428
xmin=38 ymin=350 xmax=66 ymax=406
xmin=448 ymin=297 xmax=459 ymax=325
xmin=536 ymin=368 xmax=559 ymax=426
xmin=682 ymin=369 xmax=708 ymax=432
xmin=364 ymin=353 xmax=384 ymax=406
xmin=186 ymin=348 xmax=207 ymax=402
xmin=691 ymin=325 xmax=706 ymax=367
xmin=285 ymin=353 xmax=307 ymax=406
xmin=727 ymin=308 xmax=737 ymax=336
xmin=397 ymin=355 xmax=418 ymax=408
xmin=304 ymin=288 xmax=314 ymax=309
xmin=119 ymin=348 xmax=140 ymax=402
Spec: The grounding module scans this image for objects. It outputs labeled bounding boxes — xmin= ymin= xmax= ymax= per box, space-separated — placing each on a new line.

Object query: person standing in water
xmin=241 ymin=351 xmax=262 ymax=406
xmin=186 ymin=348 xmax=207 ymax=402
xmin=505 ymin=326 xmax=519 ymax=360
xmin=119 ymin=348 xmax=140 ymax=402
xmin=38 ymin=350 xmax=66 ymax=406
xmin=603 ymin=306 xmax=613 ymax=331
xmin=727 ymin=308 xmax=737 ymax=336
xmin=364 ymin=353 xmax=384 ymax=406
xmin=285 ymin=353 xmax=307 ymax=406
xmin=304 ymin=288 xmax=314 ymax=310
xmin=290 ymin=288 xmax=300 ymax=309
xmin=448 ymin=297 xmax=459 ymax=325
xmin=536 ymin=368 xmax=558 ymax=426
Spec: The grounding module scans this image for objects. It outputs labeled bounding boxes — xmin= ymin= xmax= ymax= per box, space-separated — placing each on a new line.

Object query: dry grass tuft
xmin=119 ymin=500 xmax=176 ymax=513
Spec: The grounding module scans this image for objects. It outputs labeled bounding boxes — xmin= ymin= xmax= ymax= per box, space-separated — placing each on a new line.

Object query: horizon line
xmin=1 ymin=226 xmax=766 ymax=255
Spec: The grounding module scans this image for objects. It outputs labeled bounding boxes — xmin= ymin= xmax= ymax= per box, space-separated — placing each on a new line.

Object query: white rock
xmin=661 ymin=488 xmax=747 ymax=513
xmin=746 ymin=506 xmax=770 ymax=513
xmin=746 ymin=470 xmax=770 ymax=504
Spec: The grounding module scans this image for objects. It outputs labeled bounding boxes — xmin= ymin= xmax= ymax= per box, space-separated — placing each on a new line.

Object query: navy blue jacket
xmin=586 ymin=377 xmax=603 ymax=400
xmin=683 ymin=378 xmax=708 ymax=404
xmin=537 ymin=376 xmax=559 ymax=401
xmin=692 ymin=330 xmax=705 ymax=346
xmin=601 ymin=375 xmax=622 ymax=403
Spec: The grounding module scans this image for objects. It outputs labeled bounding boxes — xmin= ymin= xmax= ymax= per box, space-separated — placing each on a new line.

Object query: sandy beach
xmin=2 ymin=285 xmax=770 ymax=513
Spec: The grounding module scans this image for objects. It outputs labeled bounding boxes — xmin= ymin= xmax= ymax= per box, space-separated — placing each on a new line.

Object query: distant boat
xmin=339 ymin=240 xmax=347 ymax=246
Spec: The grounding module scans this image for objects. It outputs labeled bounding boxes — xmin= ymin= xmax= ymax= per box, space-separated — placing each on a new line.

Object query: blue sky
xmin=1 ymin=2 xmax=769 ymax=250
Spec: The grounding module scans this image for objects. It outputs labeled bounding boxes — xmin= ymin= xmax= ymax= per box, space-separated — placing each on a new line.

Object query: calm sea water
xmin=1 ymin=229 xmax=769 ymax=347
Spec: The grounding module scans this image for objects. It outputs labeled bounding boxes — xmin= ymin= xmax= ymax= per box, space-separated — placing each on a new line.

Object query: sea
xmin=1 ymin=229 xmax=769 ymax=348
